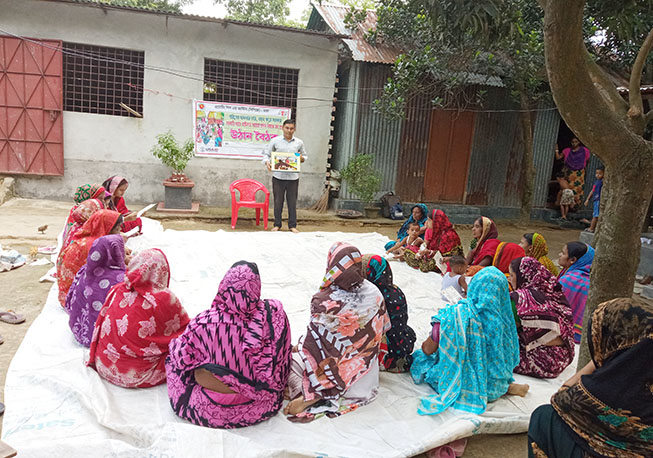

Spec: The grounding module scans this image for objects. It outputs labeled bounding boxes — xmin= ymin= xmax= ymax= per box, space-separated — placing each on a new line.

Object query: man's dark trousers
xmin=272 ymin=177 xmax=298 ymax=229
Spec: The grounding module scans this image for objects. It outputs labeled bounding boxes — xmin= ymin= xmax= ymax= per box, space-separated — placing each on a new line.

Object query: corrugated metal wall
xmin=355 ymin=64 xmax=402 ymax=195
xmin=395 ymin=95 xmax=432 ymax=201
xmin=465 ymin=87 xmax=523 ymax=207
xmin=331 ymin=61 xmax=360 ymax=199
xmin=532 ymin=105 xmax=561 ymax=207
xmin=332 ymin=62 xmax=402 ymax=200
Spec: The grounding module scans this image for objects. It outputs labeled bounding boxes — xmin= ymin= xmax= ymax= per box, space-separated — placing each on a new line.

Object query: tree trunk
xmin=578 ymin=151 xmax=653 ymax=365
xmin=518 ymin=91 xmax=535 ymax=222
xmin=540 ymin=0 xmax=653 ymax=367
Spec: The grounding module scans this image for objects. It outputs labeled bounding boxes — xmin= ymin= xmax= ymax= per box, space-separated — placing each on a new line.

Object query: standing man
xmin=263 ymin=119 xmax=307 ymax=233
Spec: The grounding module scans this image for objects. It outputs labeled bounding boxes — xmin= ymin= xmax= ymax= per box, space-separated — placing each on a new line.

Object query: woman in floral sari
xmin=88 ymin=248 xmax=189 ymax=388
xmin=508 ymin=257 xmax=574 ymax=378
xmin=411 ymin=267 xmax=523 ymax=416
xmin=528 ymin=298 xmax=653 ymax=458
xmin=519 ymin=233 xmax=559 ymax=276
xmin=557 ymin=137 xmax=591 ymax=209
xmin=404 ymin=209 xmax=463 ymax=272
xmin=166 ymin=261 xmax=291 ymax=429
xmin=57 ymin=210 xmax=122 ymax=306
xmin=285 ymin=242 xmax=390 ymax=422
xmin=65 ymin=234 xmax=126 ymax=347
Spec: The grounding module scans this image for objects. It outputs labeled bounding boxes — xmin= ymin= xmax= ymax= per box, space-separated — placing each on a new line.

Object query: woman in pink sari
xmin=166 ymin=261 xmax=291 ymax=428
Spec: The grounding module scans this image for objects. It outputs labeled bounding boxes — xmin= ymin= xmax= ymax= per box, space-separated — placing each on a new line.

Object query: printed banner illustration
xmin=193 ymin=100 xmax=291 ymax=159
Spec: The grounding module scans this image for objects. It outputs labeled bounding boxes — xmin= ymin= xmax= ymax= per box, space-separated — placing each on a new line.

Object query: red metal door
xmin=422 ymin=110 xmax=475 ymax=202
xmin=0 ymin=36 xmax=63 ymax=175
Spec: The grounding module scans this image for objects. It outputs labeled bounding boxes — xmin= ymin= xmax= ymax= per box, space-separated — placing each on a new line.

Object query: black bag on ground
xmin=380 ymin=192 xmax=403 ymax=219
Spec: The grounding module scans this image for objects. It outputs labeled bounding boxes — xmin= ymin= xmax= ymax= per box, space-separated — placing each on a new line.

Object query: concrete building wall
xmin=1 ymin=0 xmax=339 ymax=205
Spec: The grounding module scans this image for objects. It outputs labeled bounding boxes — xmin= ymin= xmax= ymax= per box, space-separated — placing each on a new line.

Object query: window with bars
xmin=203 ymin=59 xmax=298 ymax=116
xmin=63 ymin=42 xmax=144 ymax=117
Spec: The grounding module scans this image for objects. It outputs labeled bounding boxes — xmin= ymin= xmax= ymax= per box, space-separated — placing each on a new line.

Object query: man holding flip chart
xmin=262 ymin=119 xmax=307 ymax=233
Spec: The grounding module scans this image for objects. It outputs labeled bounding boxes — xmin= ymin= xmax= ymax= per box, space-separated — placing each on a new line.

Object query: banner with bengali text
xmin=193 ymin=100 xmax=291 ymax=159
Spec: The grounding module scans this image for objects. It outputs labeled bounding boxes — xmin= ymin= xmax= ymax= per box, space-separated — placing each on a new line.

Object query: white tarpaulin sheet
xmin=2 ymin=221 xmax=576 ymax=457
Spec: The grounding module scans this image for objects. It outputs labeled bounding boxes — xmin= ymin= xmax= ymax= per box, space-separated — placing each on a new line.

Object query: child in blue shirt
xmin=584 ymin=165 xmax=604 ymax=233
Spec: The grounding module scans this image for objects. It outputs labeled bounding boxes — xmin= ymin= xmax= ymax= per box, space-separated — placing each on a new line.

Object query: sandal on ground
xmin=0 ymin=335 xmax=3 ymax=345
xmin=0 ymin=402 xmax=4 ymax=416
xmin=0 ymin=311 xmax=25 ymax=324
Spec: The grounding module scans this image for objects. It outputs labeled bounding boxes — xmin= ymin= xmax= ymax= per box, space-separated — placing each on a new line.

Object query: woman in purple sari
xmin=64 ymin=234 xmax=126 ymax=347
xmin=165 ymin=261 xmax=292 ymax=429
xmin=556 ymin=137 xmax=591 ymax=208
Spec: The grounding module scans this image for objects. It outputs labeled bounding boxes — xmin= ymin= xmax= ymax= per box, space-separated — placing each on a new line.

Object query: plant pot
xmin=364 ymin=206 xmax=381 ymax=219
xmin=163 ymin=179 xmax=194 ymax=209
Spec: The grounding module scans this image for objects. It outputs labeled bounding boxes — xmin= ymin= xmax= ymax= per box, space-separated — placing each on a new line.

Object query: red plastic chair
xmin=229 ymin=179 xmax=270 ymax=230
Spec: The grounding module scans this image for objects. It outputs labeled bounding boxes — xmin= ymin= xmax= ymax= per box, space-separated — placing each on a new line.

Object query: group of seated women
xmin=55 ymin=190 xmax=632 ymax=443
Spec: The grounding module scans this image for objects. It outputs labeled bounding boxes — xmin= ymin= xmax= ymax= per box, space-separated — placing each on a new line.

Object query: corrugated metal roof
xmin=310 ymin=1 xmax=401 ymax=64
xmin=41 ymin=0 xmax=345 ymax=38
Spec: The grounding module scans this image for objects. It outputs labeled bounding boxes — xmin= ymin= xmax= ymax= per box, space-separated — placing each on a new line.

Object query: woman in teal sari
xmin=411 ymin=267 xmax=525 ymax=415
xmin=384 ymin=203 xmax=428 ymax=251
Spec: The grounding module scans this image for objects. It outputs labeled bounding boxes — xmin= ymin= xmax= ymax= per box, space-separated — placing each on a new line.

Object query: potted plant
xmin=340 ymin=153 xmax=382 ymax=218
xmin=151 ymin=130 xmax=195 ymax=210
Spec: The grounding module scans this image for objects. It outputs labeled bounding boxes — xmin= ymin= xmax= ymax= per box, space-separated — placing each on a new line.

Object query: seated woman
xmin=508 ymin=257 xmax=574 ymax=378
xmin=103 ymin=175 xmax=142 ymax=233
xmin=519 ymin=232 xmax=559 ymax=276
xmin=557 ymin=241 xmax=594 ymax=344
xmin=62 ymin=184 xmax=107 ymax=242
xmin=57 ymin=210 xmax=122 ymax=306
xmin=88 ymin=248 xmax=189 ymax=388
xmin=65 ymin=234 xmax=127 ymax=347
xmin=404 ymin=209 xmax=463 ymax=272
xmin=528 ymin=298 xmax=652 ymax=458
xmin=492 ymin=242 xmax=525 ymax=274
xmin=411 ymin=267 xmax=526 ymax=416
xmin=465 ymin=217 xmax=501 ymax=276
xmin=60 ymin=198 xmax=106 ymax=256
xmin=364 ymin=255 xmax=416 ymax=373
xmin=166 ymin=261 xmax=292 ymax=429
xmin=285 ymin=242 xmax=390 ymax=421
xmin=384 ymin=203 xmax=428 ymax=251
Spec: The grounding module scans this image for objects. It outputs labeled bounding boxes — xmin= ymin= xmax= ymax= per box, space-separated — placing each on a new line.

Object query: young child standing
xmin=584 ymin=166 xmax=604 ymax=233
xmin=556 ymin=172 xmax=574 ymax=220
xmin=441 ymin=255 xmax=468 ymax=299
xmin=386 ymin=222 xmax=424 ymax=260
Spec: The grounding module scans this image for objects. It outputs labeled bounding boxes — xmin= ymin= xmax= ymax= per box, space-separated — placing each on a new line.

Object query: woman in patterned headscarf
xmin=384 ymin=203 xmax=429 ymax=251
xmin=365 ymin=255 xmax=416 ymax=373
xmin=519 ymin=233 xmax=559 ymax=276
xmin=404 ymin=209 xmax=463 ymax=272
xmin=508 ymin=257 xmax=574 ymax=379
xmin=285 ymin=242 xmax=390 ymax=422
xmin=166 ymin=261 xmax=292 ymax=429
xmin=102 ymin=175 xmax=142 ymax=232
xmin=465 ymin=217 xmax=502 ymax=276
xmin=528 ymin=298 xmax=653 ymax=458
xmin=61 ymin=184 xmax=107 ymax=244
xmin=88 ymin=248 xmax=189 ymax=388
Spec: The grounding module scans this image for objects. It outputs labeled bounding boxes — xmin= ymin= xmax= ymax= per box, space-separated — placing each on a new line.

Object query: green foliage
xmin=371 ymin=0 xmax=549 ymax=119
xmin=340 ymin=154 xmax=382 ymax=204
xmin=97 ymin=0 xmax=183 ymax=12
xmin=212 ymin=0 xmax=296 ymax=26
xmin=151 ymin=131 xmax=194 ymax=174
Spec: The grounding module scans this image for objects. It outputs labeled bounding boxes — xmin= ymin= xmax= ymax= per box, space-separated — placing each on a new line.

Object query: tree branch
xmin=628 ymin=28 xmax=653 ymax=121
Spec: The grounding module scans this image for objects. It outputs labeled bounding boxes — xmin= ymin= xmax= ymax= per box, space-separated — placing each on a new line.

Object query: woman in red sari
xmin=88 ymin=248 xmax=189 ymax=388
xmin=60 ymin=198 xmax=105 ymax=256
xmin=492 ymin=242 xmax=525 ymax=274
xmin=404 ymin=209 xmax=463 ymax=272
xmin=466 ymin=217 xmax=501 ymax=276
xmin=62 ymin=184 xmax=107 ymax=242
xmin=103 ymin=175 xmax=142 ymax=232
xmin=57 ymin=210 xmax=122 ymax=306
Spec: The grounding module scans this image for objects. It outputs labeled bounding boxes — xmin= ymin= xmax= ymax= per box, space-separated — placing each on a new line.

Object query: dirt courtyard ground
xmin=0 ymin=198 xmax=583 ymax=456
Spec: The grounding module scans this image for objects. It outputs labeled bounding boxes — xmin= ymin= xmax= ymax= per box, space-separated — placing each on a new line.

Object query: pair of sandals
xmin=0 ymin=310 xmax=26 ymax=345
